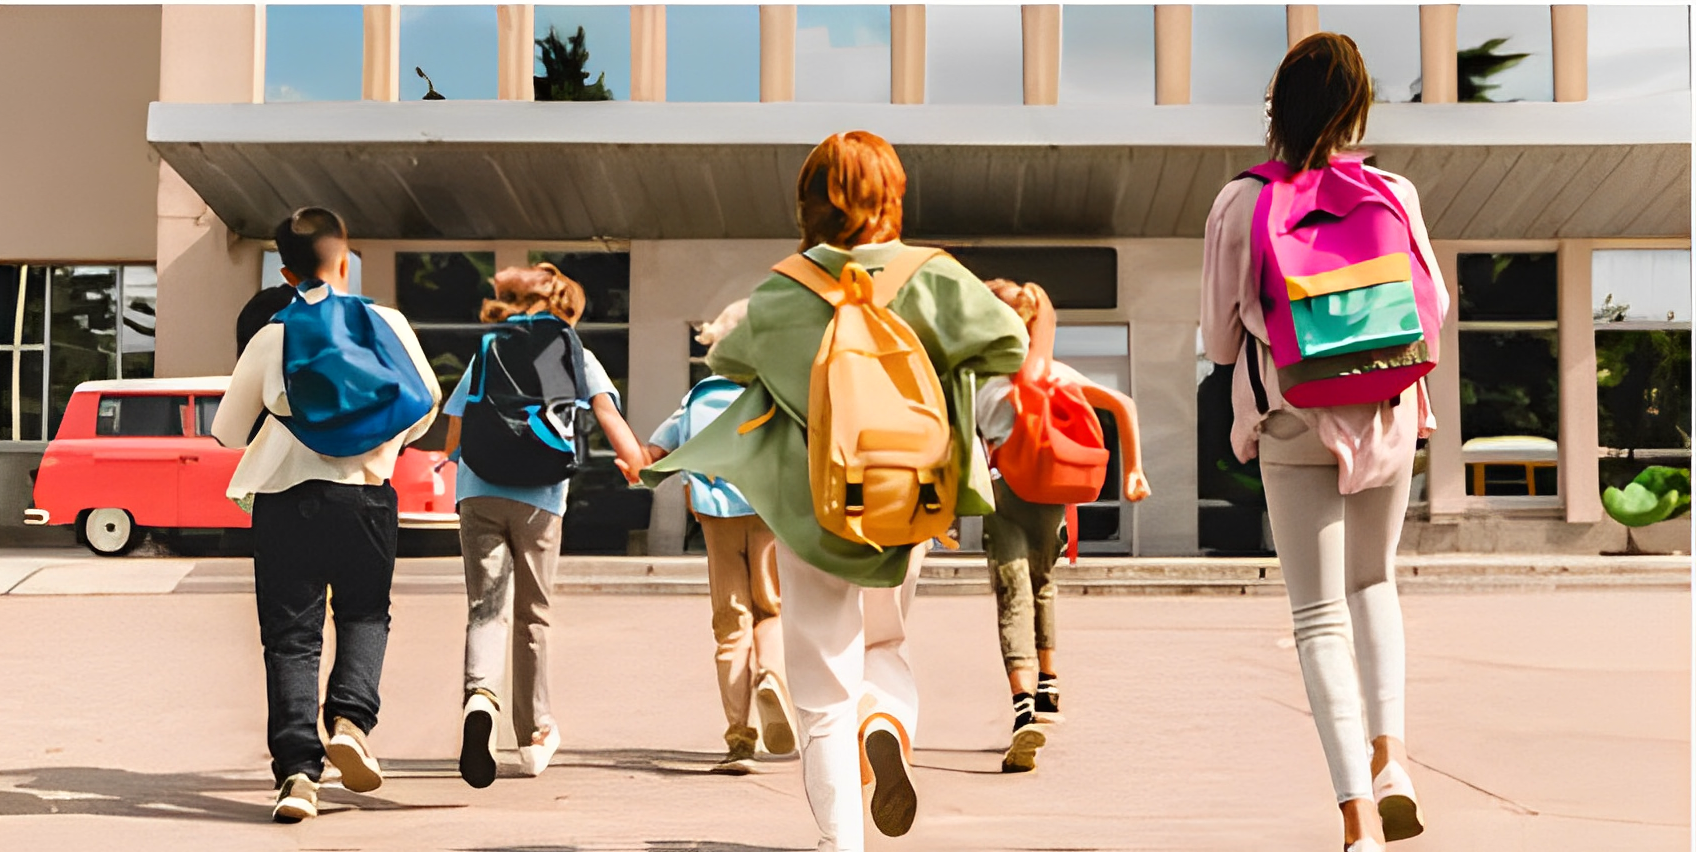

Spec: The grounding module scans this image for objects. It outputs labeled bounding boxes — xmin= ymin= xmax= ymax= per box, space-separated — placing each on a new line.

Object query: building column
xmin=1153 ymin=5 xmax=1191 ymax=105
xmin=891 ymin=5 xmax=925 ymax=104
xmin=631 ymin=5 xmax=666 ymax=102
xmin=363 ymin=5 xmax=400 ymax=101
xmin=1551 ymin=5 xmax=1587 ymax=103
xmin=498 ymin=5 xmax=536 ymax=101
xmin=1419 ymin=5 xmax=1458 ymax=103
xmin=1426 ymin=243 xmax=1465 ymax=517
xmin=1022 ymin=6 xmax=1061 ymax=105
xmin=760 ymin=5 xmax=796 ymax=102
xmin=1557 ymin=241 xmax=1603 ymax=522
xmin=1287 ymin=5 xmax=1319 ymax=48
xmin=155 ymin=4 xmax=266 ymax=379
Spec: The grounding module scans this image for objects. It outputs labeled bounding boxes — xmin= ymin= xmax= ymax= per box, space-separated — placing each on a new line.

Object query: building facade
xmin=1 ymin=4 xmax=1690 ymax=556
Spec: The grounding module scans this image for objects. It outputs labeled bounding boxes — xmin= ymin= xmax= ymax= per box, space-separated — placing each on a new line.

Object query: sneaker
xmin=1345 ymin=840 xmax=1385 ymax=852
xmin=859 ymin=713 xmax=917 ymax=837
xmin=458 ymin=692 xmax=498 ymax=789
xmin=518 ymin=725 xmax=560 ymax=778
xmin=326 ymin=717 xmax=383 ymax=793
xmin=712 ymin=736 xmax=758 ymax=776
xmin=1034 ymin=673 xmax=1064 ymax=723
xmin=1001 ymin=693 xmax=1047 ymax=773
xmin=271 ymin=773 xmax=318 ymax=823
xmin=1373 ymin=759 xmax=1425 ymax=841
xmin=754 ymin=671 xmax=797 ymax=756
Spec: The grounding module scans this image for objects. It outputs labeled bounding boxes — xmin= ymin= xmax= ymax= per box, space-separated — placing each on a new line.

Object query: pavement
xmin=0 ymin=588 xmax=1686 ymax=851
xmin=0 ymin=546 xmax=1688 ymax=596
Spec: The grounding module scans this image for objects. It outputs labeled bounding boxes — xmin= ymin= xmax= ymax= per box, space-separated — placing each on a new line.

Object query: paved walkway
xmin=0 ymin=548 xmax=1688 ymax=596
xmin=0 ymin=590 xmax=1686 ymax=851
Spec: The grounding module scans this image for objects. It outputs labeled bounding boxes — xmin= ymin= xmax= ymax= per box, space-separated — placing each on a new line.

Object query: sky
xmin=264 ymin=5 xmax=1687 ymax=106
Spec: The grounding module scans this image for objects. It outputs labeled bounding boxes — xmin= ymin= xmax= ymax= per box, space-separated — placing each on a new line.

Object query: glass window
xmin=529 ymin=251 xmax=632 ymax=324
xmin=1060 ymin=5 xmax=1155 ymax=104
xmin=535 ymin=6 xmax=630 ymax=100
xmin=195 ymin=396 xmax=222 ymax=437
xmin=667 ymin=5 xmax=759 ymax=103
xmin=0 ymin=352 xmax=10 ymax=442
xmin=796 ymin=5 xmax=891 ymax=103
xmin=401 ymin=5 xmax=498 ymax=100
xmin=1453 ymin=6 xmax=1553 ymax=103
xmin=1589 ymin=6 xmax=1690 ymax=101
xmin=19 ymin=352 xmax=44 ymax=442
xmin=50 ymin=266 xmax=119 ymax=435
xmin=95 ymin=395 xmax=188 ymax=438
xmin=1594 ymin=248 xmax=1692 ymax=487
xmin=1191 ymin=5 xmax=1287 ymax=105
xmin=1319 ymin=6 xmax=1422 ymax=102
xmin=1458 ymin=253 xmax=1560 ymax=497
xmin=944 ymin=246 xmax=1119 ymax=310
xmin=397 ymin=252 xmax=496 ymax=325
xmin=926 ymin=5 xmax=1023 ymax=104
xmin=120 ymin=266 xmax=156 ymax=382
xmin=1197 ymin=333 xmax=1267 ymax=554
xmin=264 ymin=5 xmax=364 ymax=102
xmin=1593 ymin=249 xmax=1691 ymax=325
xmin=261 ymin=249 xmax=362 ymax=295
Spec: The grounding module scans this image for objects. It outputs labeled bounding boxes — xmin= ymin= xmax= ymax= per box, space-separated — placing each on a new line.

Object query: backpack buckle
xmin=844 ymin=483 xmax=864 ymax=515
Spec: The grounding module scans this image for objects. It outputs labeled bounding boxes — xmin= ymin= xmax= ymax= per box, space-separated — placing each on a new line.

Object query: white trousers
xmin=1260 ymin=411 xmax=1412 ymax=803
xmin=776 ymin=542 xmax=925 ymax=852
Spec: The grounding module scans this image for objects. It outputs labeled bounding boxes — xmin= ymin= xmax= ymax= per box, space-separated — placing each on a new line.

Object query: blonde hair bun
xmin=695 ymin=298 xmax=749 ymax=347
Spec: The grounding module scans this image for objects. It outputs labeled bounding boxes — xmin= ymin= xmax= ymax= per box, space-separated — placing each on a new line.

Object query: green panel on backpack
xmin=1292 ymin=279 xmax=1423 ymax=360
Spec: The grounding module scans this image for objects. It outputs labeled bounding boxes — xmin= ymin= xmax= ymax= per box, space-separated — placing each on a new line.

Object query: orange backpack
xmin=990 ymin=289 xmax=1109 ymax=563
xmin=771 ymin=248 xmax=959 ymax=551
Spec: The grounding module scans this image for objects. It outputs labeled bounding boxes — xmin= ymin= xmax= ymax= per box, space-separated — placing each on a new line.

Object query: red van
xmin=24 ymin=377 xmax=457 ymax=555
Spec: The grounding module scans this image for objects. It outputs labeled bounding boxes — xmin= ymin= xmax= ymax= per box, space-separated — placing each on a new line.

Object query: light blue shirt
xmin=648 ymin=377 xmax=756 ymax=517
xmin=444 ymin=346 xmax=618 ymax=516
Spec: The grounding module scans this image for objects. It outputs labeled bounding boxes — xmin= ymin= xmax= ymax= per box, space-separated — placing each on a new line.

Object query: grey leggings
xmin=1260 ymin=411 xmax=1412 ymax=803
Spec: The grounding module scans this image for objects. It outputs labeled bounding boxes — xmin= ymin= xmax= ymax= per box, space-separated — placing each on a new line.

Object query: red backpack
xmin=990 ymin=288 xmax=1109 ymax=563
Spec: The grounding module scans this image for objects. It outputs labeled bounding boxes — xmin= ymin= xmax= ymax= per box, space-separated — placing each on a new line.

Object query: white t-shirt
xmin=975 ymin=360 xmax=1094 ymax=446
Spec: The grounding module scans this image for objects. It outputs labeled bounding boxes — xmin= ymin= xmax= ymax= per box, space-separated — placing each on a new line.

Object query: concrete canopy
xmin=148 ymin=96 xmax=1691 ymax=243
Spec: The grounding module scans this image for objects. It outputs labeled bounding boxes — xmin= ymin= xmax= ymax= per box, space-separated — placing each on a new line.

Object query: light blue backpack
xmin=678 ymin=377 xmax=754 ymax=518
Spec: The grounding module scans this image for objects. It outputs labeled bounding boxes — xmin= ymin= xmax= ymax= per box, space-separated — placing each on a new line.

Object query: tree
xmin=534 ymin=25 xmax=613 ymax=102
xmin=1412 ymin=37 xmax=1532 ymax=103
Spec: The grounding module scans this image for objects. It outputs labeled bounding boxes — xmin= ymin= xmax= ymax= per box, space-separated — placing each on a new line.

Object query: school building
xmin=0 ymin=4 xmax=1689 ymax=556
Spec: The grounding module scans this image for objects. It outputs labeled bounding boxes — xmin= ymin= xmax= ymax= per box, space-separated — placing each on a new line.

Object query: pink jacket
xmin=1200 ymin=165 xmax=1452 ymax=495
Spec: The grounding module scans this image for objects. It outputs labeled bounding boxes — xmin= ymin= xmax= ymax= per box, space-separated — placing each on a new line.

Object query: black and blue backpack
xmin=460 ymin=313 xmax=589 ymax=487
xmin=271 ymin=281 xmax=435 ymax=457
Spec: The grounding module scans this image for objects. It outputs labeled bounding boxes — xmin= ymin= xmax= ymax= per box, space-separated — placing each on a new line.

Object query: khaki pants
xmin=458 ymin=496 xmax=562 ymax=742
xmin=699 ymin=514 xmax=784 ymax=746
xmin=984 ymin=478 xmax=1066 ymax=674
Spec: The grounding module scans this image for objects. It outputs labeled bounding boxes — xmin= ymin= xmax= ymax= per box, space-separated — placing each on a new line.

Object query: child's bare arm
xmin=442 ymin=415 xmax=461 ymax=457
xmin=1079 ymin=383 xmax=1151 ymax=502
xmin=592 ymin=395 xmax=651 ymax=484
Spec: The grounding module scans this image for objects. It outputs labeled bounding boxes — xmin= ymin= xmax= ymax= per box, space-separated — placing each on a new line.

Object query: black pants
xmin=253 ymin=480 xmax=398 ymax=786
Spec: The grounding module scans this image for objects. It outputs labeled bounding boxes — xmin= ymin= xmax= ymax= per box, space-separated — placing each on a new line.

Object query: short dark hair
xmin=1267 ymin=32 xmax=1373 ymax=173
xmin=273 ymin=207 xmax=349 ymax=280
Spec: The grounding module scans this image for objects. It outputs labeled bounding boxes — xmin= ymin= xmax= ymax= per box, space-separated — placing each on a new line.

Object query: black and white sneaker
xmin=1001 ymin=693 xmax=1047 ymax=773
xmin=459 ymin=692 xmax=498 ymax=789
xmin=1035 ymin=673 xmax=1065 ymax=723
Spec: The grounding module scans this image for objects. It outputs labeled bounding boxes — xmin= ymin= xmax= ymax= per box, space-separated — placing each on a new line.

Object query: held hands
xmin=1123 ymin=470 xmax=1152 ymax=503
xmin=613 ymin=444 xmax=668 ymax=486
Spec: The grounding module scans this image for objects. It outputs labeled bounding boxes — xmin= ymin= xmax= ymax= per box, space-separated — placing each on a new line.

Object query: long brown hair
xmin=1266 ymin=32 xmax=1373 ymax=172
xmin=795 ymin=130 xmax=907 ymax=252
xmin=481 ymin=262 xmax=587 ymax=326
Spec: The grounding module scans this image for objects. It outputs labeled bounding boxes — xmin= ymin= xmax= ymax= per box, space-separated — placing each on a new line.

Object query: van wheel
xmin=82 ymin=509 xmax=141 ymax=557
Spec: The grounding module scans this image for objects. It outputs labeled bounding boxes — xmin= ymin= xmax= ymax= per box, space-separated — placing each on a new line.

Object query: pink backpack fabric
xmin=1242 ymin=154 xmax=1442 ymax=409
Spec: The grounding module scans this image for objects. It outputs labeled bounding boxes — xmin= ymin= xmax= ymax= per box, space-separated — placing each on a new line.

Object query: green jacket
xmin=640 ymin=242 xmax=1029 ymax=587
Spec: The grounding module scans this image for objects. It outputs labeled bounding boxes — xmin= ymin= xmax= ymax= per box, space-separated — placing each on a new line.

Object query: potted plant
xmin=1602 ymin=465 xmax=1691 ymax=555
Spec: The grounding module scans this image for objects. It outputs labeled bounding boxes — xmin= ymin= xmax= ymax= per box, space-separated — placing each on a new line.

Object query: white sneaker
xmin=325 ymin=717 xmax=383 ymax=794
xmin=518 ymin=726 xmax=560 ymax=777
xmin=459 ymin=692 xmax=498 ymax=789
xmin=859 ymin=713 xmax=917 ymax=837
xmin=1373 ymin=759 xmax=1425 ymax=841
xmin=1345 ymin=840 xmax=1385 ymax=852
xmin=271 ymin=773 xmax=318 ymax=823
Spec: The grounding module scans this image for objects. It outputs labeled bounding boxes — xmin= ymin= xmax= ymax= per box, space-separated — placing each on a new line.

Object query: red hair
xmin=796 ymin=131 xmax=907 ymax=252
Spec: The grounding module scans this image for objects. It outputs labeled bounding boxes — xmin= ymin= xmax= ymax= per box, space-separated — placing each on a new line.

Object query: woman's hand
xmin=1123 ymin=470 xmax=1151 ymax=503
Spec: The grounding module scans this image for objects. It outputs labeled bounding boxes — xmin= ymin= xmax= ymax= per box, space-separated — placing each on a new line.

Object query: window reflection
xmin=796 ymin=5 xmax=890 ymax=103
xmin=1457 ymin=253 xmax=1560 ymax=497
xmin=1452 ymin=5 xmax=1552 ymax=103
xmin=1060 ymin=5 xmax=1155 ymax=104
xmin=1319 ymin=6 xmax=1421 ymax=102
xmin=1191 ymin=5 xmax=1287 ymax=105
xmin=265 ymin=5 xmax=363 ymax=102
xmin=927 ymin=5 xmax=1023 ymax=104
xmin=667 ymin=5 xmax=759 ymax=102
xmin=400 ymin=5 xmax=498 ymax=100
xmin=1590 ymin=6 xmax=1691 ymax=100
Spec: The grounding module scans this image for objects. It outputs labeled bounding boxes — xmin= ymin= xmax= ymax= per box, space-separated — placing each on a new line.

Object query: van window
xmin=195 ymin=396 xmax=222 ymax=436
xmin=95 ymin=395 xmax=189 ymax=437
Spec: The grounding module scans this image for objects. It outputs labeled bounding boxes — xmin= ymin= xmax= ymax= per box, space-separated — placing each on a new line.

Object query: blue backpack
xmin=270 ymin=282 xmax=435 ymax=458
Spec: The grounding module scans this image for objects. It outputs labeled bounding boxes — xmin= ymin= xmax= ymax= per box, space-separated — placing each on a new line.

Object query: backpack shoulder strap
xmin=772 ymin=254 xmax=846 ymax=306
xmin=869 ymin=247 xmax=946 ymax=304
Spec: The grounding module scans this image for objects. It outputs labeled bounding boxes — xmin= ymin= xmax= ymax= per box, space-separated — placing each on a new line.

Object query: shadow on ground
xmin=0 ymin=766 xmax=460 ymax=822
xmin=461 ymin=844 xmax=809 ymax=852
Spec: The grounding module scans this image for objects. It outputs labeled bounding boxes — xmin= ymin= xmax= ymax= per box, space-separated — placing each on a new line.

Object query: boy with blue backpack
xmin=440 ymin=263 xmax=650 ymax=789
xmin=211 ymin=207 xmax=440 ymax=823
xmin=644 ymin=299 xmax=795 ymax=775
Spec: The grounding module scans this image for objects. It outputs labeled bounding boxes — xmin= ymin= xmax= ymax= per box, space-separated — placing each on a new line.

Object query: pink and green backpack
xmin=1241 ymin=154 xmax=1442 ymax=410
